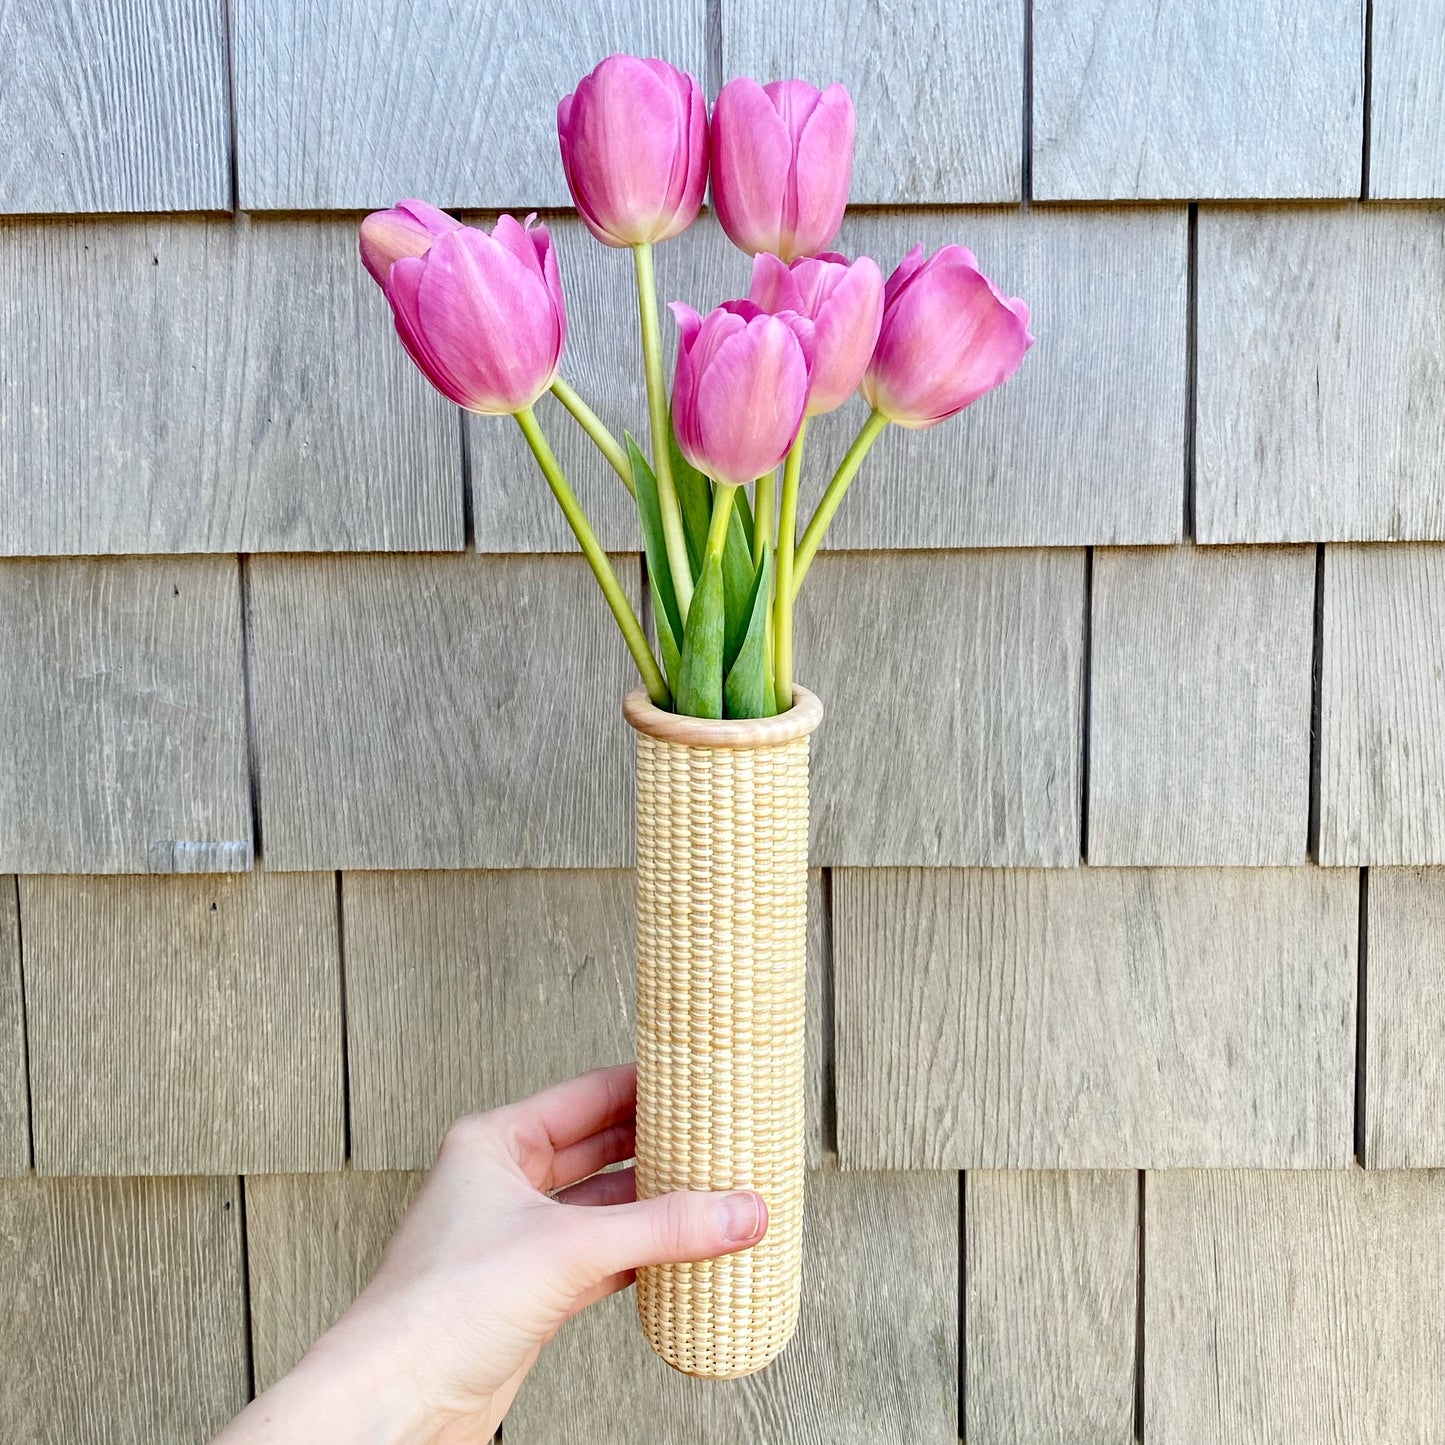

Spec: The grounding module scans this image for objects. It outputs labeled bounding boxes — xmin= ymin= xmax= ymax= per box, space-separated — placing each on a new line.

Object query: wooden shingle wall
xmin=1 ymin=2 xmax=1443 ymax=1441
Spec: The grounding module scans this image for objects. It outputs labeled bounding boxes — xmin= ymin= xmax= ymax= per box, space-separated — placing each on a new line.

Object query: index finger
xmin=504 ymin=1062 xmax=638 ymax=1153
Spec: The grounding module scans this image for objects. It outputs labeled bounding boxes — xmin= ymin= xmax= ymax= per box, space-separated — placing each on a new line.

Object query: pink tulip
xmin=558 ymin=55 xmax=708 ymax=248
xmin=358 ymin=199 xmax=461 ymax=286
xmin=749 ymin=250 xmax=882 ymax=415
xmin=862 ymin=245 xmax=1033 ymax=429
xmin=711 ymin=78 xmax=854 ymax=261
xmin=669 ymin=300 xmax=815 ymax=486
xmin=379 ymin=214 xmax=566 ymax=416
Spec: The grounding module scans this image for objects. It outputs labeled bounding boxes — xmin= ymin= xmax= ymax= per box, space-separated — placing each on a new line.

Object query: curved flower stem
xmin=515 ymin=405 xmax=670 ymax=708
xmin=706 ymin=482 xmax=739 ymax=560
xmin=549 ymin=376 xmax=633 ymax=494
xmin=772 ymin=422 xmax=807 ymax=713
xmin=631 ymin=241 xmax=693 ymax=620
xmin=790 ymin=409 xmax=889 ymax=600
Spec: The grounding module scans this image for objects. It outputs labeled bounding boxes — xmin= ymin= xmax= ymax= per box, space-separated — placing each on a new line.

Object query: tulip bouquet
xmin=360 ymin=56 xmax=1031 ymax=722
xmin=359 ymin=53 xmax=1031 ymax=1381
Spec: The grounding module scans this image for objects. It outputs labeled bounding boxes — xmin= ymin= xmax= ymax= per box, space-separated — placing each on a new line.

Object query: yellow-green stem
xmin=706 ymin=483 xmax=739 ymax=559
xmin=550 ymin=376 xmax=632 ymax=494
xmin=753 ymin=468 xmax=777 ymax=704
xmin=772 ymin=421 xmax=808 ymax=712
xmin=632 ymin=241 xmax=693 ymax=619
xmin=791 ymin=409 xmax=889 ymax=600
xmin=515 ymin=406 xmax=669 ymax=707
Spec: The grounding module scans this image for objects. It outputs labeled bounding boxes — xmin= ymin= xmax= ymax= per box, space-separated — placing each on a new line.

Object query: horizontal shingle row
xmin=7 ymin=0 xmax=1443 ymax=211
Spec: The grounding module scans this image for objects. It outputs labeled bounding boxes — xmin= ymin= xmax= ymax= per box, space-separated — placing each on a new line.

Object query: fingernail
xmin=718 ymin=1191 xmax=763 ymax=1243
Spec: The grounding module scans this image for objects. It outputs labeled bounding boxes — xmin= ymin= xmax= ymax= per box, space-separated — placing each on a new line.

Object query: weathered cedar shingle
xmin=22 ymin=873 xmax=344 ymax=1176
xmin=248 ymin=553 xmax=639 ymax=871
xmin=966 ymin=1171 xmax=1137 ymax=1445
xmin=1088 ymin=544 xmax=1314 ymax=865
xmin=0 ymin=217 xmax=462 ymax=556
xmin=0 ymin=879 xmax=25 ymax=1176
xmin=834 ymin=867 xmax=1357 ymax=1168
xmin=506 ymin=1168 xmax=958 ymax=1443
xmin=1033 ymin=0 xmax=1364 ymax=200
xmin=0 ymin=556 xmax=251 ymax=875
xmin=1196 ymin=206 xmax=1445 ymax=543
xmin=233 ymin=0 xmax=709 ymax=209
xmin=1368 ymin=0 xmax=1445 ymax=198
xmin=721 ymin=0 xmax=1022 ymax=203
xmin=796 ymin=551 xmax=1084 ymax=867
xmin=0 ymin=1175 xmax=247 ymax=1444
xmin=0 ymin=0 xmax=230 ymax=214
xmin=1145 ymin=1170 xmax=1445 ymax=1442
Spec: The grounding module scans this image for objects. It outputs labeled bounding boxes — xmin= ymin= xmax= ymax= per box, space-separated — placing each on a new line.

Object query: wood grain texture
xmin=0 ymin=0 xmax=229 ymax=214
xmin=795 ymin=551 xmax=1084 ymax=867
xmin=506 ymin=1168 xmax=957 ymax=1444
xmin=801 ymin=208 xmax=1186 ymax=549
xmin=1320 ymin=544 xmax=1445 ymax=864
xmin=22 ymin=873 xmax=343 ymax=1176
xmin=834 ymin=867 xmax=1357 ymax=1168
xmin=234 ymin=0 xmax=708 ymax=209
xmin=1369 ymin=0 xmax=1445 ymax=197
xmin=0 ymin=880 xmax=25 ymax=1176
xmin=1033 ymin=0 xmax=1364 ymax=199
xmin=245 ymin=1170 xmax=424 ymax=1391
xmin=1363 ymin=868 xmax=1445 ymax=1166
xmin=1196 ymin=206 xmax=1445 ymax=543
xmin=249 ymin=553 xmax=639 ymax=870
xmin=1088 ymin=544 xmax=1314 ymax=865
xmin=0 ymin=216 xmax=462 ymax=556
xmin=1145 ymin=1169 xmax=1445 ymax=1444
xmin=966 ymin=1171 xmax=1137 ymax=1445
xmin=469 ymin=214 xmax=747 ymax=552
xmin=721 ymin=0 xmax=1021 ymax=203
xmin=0 ymin=1174 xmax=246 ymax=1444
xmin=0 ymin=556 xmax=250 ymax=875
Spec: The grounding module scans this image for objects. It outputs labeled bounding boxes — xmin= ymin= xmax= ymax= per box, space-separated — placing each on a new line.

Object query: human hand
xmin=216 ymin=1063 xmax=767 ymax=1444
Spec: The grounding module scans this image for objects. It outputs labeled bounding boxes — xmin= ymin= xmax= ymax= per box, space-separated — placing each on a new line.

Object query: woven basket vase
xmin=623 ymin=684 xmax=824 ymax=1379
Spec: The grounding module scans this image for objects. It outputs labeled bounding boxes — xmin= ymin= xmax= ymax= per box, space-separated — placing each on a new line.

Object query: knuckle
xmin=436 ymin=1110 xmax=501 ymax=1165
xmin=650 ymin=1193 xmax=701 ymax=1258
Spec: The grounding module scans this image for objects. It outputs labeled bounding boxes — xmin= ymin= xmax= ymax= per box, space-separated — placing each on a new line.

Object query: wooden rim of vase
xmin=623 ymin=686 xmax=823 ymax=749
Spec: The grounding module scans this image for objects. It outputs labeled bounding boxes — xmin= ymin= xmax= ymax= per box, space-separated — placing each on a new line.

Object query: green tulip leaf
xmin=675 ymin=551 xmax=725 ymax=719
xmin=723 ymin=549 xmax=776 ymax=720
xmin=651 ymin=558 xmax=682 ymax=695
xmin=666 ymin=417 xmax=712 ymax=578
xmin=627 ymin=435 xmax=684 ymax=651
xmin=721 ymin=496 xmax=757 ymax=671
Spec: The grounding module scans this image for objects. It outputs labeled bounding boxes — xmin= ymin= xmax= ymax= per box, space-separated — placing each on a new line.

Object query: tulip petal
xmin=384 ymin=256 xmax=471 ymax=407
xmin=786 ymin=83 xmax=853 ymax=259
xmin=712 ymin=78 xmax=792 ymax=256
xmin=748 ymin=251 xmax=803 ymax=314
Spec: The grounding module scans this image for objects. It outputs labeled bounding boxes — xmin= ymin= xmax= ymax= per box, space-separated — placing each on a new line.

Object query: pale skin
xmin=216 ymin=1064 xmax=767 ymax=1445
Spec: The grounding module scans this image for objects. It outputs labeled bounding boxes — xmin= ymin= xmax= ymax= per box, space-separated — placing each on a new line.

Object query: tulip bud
xmin=359 ymin=199 xmax=462 ymax=286
xmin=749 ymin=250 xmax=882 ymax=415
xmin=669 ymin=300 xmax=815 ymax=487
xmin=558 ymin=54 xmax=708 ymax=248
xmin=379 ymin=214 xmax=566 ymax=416
xmin=711 ymin=78 xmax=854 ymax=262
xmin=862 ymin=245 xmax=1033 ymax=429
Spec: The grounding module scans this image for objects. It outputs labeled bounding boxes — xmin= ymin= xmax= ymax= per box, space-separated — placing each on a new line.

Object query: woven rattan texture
xmin=631 ymin=724 xmax=813 ymax=1377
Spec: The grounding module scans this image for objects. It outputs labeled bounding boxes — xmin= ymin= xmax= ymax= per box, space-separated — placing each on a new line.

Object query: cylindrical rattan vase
xmin=623 ymin=684 xmax=824 ymax=1379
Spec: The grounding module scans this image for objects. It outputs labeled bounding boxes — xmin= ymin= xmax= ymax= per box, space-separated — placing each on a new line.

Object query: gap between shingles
xmin=221 ymin=0 xmax=241 ymax=215
xmin=458 ymin=410 xmax=476 ymax=551
xmin=1021 ymin=0 xmax=1034 ymax=205
xmin=1355 ymin=867 xmax=1369 ymax=1164
xmin=238 ymin=555 xmax=265 ymax=865
xmin=1307 ymin=544 xmax=1325 ymax=861
xmin=1134 ymin=1170 xmax=1146 ymax=1442
xmin=1360 ymin=0 xmax=1375 ymax=199
xmin=11 ymin=877 xmax=35 ymax=1171
xmin=819 ymin=866 xmax=838 ymax=1160
xmin=958 ymin=1170 xmax=967 ymax=1440
xmin=236 ymin=1175 xmax=257 ymax=1401
xmin=1080 ymin=547 xmax=1094 ymax=862
xmin=335 ymin=872 xmax=353 ymax=1164
xmin=1183 ymin=203 xmax=1198 ymax=541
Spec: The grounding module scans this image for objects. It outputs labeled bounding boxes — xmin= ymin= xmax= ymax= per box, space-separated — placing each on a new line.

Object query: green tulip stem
xmin=706 ymin=482 xmax=740 ymax=561
xmin=791 ymin=409 xmax=890 ymax=600
xmin=514 ymin=405 xmax=670 ymax=708
xmin=772 ymin=421 xmax=808 ymax=713
xmin=753 ymin=468 xmax=776 ymax=569
xmin=549 ymin=377 xmax=633 ymax=494
xmin=631 ymin=241 xmax=693 ymax=620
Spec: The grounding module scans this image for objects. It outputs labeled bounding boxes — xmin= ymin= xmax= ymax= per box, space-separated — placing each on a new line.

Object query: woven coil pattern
xmin=626 ymin=688 xmax=820 ymax=1379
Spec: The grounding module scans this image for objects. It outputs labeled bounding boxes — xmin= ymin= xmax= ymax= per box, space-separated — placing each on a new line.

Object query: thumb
xmin=562 ymin=1188 xmax=768 ymax=1284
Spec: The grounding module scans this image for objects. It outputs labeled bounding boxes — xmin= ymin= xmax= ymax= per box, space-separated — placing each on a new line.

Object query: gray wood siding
xmin=834 ymin=867 xmax=1356 ymax=1168
xmin=233 ymin=0 xmax=710 ymax=210
xmin=1088 ymin=544 xmax=1314 ymax=865
xmin=22 ymin=873 xmax=344 ymax=1176
xmin=506 ymin=1168 xmax=958 ymax=1444
xmin=1033 ymin=0 xmax=1364 ymax=200
xmin=0 ymin=880 xmax=26 ymax=1176
xmin=721 ymin=0 xmax=1022 ymax=203
xmin=965 ymin=1171 xmax=1137 ymax=1445
xmin=1145 ymin=1169 xmax=1445 ymax=1443
xmin=0 ymin=217 xmax=462 ymax=556
xmin=0 ymin=0 xmax=230 ymax=215
xmin=796 ymin=551 xmax=1084 ymax=867
xmin=0 ymin=556 xmax=250 ymax=875
xmin=1196 ymin=206 xmax=1445 ymax=544
xmin=0 ymin=1174 xmax=247 ymax=1444
xmin=248 ymin=553 xmax=639 ymax=870
xmin=1320 ymin=544 xmax=1445 ymax=864
xmin=1368 ymin=0 xmax=1445 ymax=197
